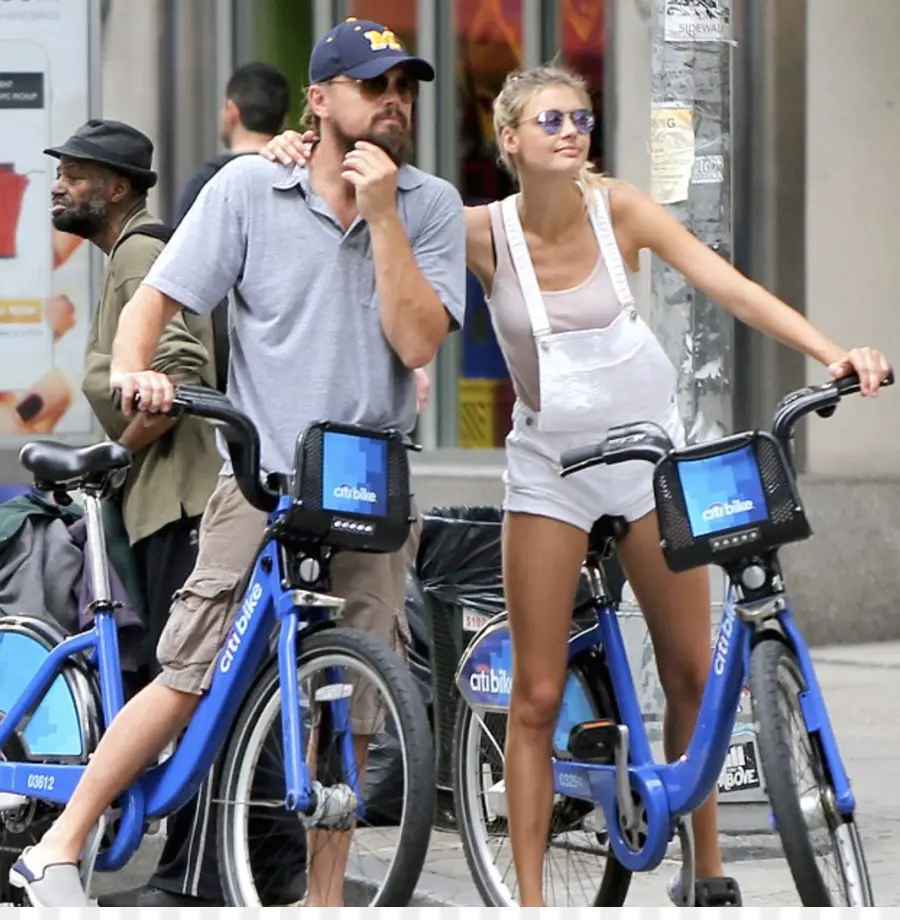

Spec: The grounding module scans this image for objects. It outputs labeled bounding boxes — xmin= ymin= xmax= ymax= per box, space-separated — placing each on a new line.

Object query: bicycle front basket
xmin=288 ymin=420 xmax=413 ymax=554
xmin=652 ymin=430 xmax=811 ymax=573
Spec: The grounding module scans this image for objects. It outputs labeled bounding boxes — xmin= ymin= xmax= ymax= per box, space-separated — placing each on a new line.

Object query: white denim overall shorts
xmin=499 ymin=187 xmax=685 ymax=532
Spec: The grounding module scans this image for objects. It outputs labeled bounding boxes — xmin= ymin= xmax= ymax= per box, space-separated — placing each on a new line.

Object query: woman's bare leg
xmin=616 ymin=510 xmax=725 ymax=879
xmin=502 ymin=511 xmax=588 ymax=906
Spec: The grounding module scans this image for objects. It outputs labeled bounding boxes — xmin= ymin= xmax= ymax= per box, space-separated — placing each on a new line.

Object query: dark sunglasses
xmin=329 ymin=73 xmax=419 ymax=103
xmin=527 ymin=108 xmax=596 ymax=135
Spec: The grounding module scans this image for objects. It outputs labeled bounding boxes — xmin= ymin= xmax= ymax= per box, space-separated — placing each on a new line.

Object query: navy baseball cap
xmin=309 ymin=18 xmax=435 ymax=84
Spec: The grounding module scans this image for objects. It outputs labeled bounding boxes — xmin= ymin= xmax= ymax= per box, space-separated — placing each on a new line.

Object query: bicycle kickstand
xmin=675 ymin=816 xmax=696 ymax=907
xmin=78 ymin=809 xmax=110 ymax=898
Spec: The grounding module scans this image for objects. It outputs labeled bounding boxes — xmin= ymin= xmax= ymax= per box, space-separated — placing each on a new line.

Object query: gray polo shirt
xmin=142 ymin=154 xmax=466 ymax=475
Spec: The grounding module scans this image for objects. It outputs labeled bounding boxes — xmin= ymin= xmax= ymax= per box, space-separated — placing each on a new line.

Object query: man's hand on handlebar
xmin=827 ymin=346 xmax=891 ymax=397
xmin=110 ymin=370 xmax=175 ymax=417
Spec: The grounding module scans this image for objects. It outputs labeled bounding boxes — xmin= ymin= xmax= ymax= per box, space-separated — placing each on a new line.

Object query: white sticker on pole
xmin=664 ymin=0 xmax=732 ymax=44
xmin=692 ymin=154 xmax=724 ymax=186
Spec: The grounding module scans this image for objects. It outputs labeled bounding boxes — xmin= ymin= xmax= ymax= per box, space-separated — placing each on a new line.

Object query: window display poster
xmin=0 ymin=0 xmax=94 ymax=438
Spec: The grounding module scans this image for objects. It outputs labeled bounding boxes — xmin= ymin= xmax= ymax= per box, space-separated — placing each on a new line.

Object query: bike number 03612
xmin=26 ymin=774 xmax=54 ymax=791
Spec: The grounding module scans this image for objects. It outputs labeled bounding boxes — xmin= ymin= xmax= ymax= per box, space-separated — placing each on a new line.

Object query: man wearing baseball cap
xmin=12 ymin=22 xmax=466 ymax=908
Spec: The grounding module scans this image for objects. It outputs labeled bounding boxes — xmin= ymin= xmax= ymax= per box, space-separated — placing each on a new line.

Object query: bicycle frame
xmin=457 ymin=572 xmax=857 ymax=874
xmin=549 ymin=586 xmax=857 ymax=871
xmin=0 ymin=495 xmax=359 ymax=873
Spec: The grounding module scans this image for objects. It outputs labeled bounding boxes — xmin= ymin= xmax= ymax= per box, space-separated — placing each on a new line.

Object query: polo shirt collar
xmin=272 ymin=161 xmax=424 ymax=195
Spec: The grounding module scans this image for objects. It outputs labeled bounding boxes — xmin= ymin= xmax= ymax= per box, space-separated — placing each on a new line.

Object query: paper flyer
xmin=650 ymin=105 xmax=695 ymax=205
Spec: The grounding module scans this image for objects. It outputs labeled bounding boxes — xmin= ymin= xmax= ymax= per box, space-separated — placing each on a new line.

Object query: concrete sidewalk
xmin=91 ymin=641 xmax=900 ymax=907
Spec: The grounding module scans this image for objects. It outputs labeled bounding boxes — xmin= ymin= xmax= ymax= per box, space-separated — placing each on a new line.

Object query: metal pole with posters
xmin=642 ymin=0 xmax=770 ymax=835
xmin=0 ymin=0 xmax=102 ymax=479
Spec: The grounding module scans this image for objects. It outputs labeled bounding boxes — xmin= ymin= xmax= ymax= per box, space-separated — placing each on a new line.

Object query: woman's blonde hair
xmin=492 ymin=63 xmax=608 ymax=192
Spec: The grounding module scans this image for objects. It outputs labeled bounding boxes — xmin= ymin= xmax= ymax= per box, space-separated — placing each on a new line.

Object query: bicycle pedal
xmin=567 ymin=719 xmax=620 ymax=764
xmin=694 ymin=876 xmax=743 ymax=907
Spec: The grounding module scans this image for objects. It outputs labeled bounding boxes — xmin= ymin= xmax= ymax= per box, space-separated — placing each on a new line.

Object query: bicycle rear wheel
xmin=216 ymin=627 xmax=435 ymax=906
xmin=749 ymin=635 xmax=873 ymax=905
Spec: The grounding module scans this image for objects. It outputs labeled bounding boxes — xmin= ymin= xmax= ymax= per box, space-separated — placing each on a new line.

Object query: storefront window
xmin=451 ymin=0 xmax=522 ymax=450
xmin=561 ymin=0 xmax=606 ymax=169
xmin=250 ymin=0 xmax=314 ymax=121
xmin=340 ymin=0 xmax=416 ymax=39
xmin=447 ymin=0 xmax=606 ymax=449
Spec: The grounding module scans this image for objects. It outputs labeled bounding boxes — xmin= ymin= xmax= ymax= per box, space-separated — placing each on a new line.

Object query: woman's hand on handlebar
xmin=827 ymin=346 xmax=892 ymax=397
xmin=110 ymin=370 xmax=175 ymax=417
xmin=260 ymin=129 xmax=316 ymax=167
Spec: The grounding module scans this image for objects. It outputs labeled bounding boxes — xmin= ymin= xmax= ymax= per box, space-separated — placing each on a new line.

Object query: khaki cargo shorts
xmin=155 ymin=474 xmax=421 ymax=733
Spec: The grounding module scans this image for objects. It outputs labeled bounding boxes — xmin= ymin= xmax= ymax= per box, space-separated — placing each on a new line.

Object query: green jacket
xmin=81 ymin=205 xmax=223 ymax=545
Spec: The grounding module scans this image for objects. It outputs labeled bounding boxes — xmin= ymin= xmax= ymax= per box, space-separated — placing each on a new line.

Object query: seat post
xmin=82 ymin=492 xmax=113 ymax=610
xmin=583 ymin=553 xmax=612 ymax=602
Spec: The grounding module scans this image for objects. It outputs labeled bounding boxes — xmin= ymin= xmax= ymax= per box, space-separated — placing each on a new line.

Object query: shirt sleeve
xmin=412 ymin=180 xmax=468 ymax=331
xmin=142 ymin=166 xmax=248 ymax=317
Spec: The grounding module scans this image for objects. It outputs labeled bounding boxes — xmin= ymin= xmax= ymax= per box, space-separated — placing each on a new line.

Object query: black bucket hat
xmin=44 ymin=119 xmax=158 ymax=190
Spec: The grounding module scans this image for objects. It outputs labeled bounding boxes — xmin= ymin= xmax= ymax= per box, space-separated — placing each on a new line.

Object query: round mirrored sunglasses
xmin=530 ymin=108 xmax=596 ymax=135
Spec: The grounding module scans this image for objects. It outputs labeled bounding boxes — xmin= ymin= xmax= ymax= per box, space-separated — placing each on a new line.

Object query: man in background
xmin=174 ymin=62 xmax=291 ymax=392
xmin=176 ymin=61 xmax=291 ymax=224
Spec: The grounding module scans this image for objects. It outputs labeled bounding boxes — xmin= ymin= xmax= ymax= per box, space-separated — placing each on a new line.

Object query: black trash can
xmin=414 ymin=506 xmax=506 ymax=823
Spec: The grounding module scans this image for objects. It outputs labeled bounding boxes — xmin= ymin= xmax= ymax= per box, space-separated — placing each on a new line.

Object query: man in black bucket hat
xmin=45 ymin=115 xmax=222 ymax=670
xmin=45 ymin=119 xmax=159 ymax=244
xmin=44 ymin=116 xmax=223 ymax=870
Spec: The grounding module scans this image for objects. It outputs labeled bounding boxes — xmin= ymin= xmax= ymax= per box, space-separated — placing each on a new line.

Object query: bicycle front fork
xmin=275 ymin=605 xmax=362 ymax=825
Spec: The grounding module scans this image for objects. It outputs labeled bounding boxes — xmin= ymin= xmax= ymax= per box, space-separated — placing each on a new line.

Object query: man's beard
xmin=334 ymin=111 xmax=413 ymax=166
xmin=51 ymin=191 xmax=109 ymax=239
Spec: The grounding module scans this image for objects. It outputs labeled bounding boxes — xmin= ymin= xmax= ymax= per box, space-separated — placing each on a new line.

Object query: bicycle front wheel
xmin=749 ymin=635 xmax=873 ymax=906
xmin=216 ymin=627 xmax=435 ymax=906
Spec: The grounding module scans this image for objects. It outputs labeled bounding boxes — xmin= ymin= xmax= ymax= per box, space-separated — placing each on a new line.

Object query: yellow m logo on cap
xmin=364 ymin=29 xmax=402 ymax=52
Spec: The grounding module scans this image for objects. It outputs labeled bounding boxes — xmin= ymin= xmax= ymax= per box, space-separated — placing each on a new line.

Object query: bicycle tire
xmin=749 ymin=635 xmax=873 ymax=906
xmin=453 ymin=647 xmax=632 ymax=906
xmin=216 ymin=626 xmax=435 ymax=906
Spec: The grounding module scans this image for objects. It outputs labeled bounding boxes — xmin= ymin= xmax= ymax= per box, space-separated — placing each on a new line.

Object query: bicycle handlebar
xmin=559 ymin=370 xmax=894 ymax=478
xmin=111 ymin=384 xmax=423 ymax=514
xmin=113 ymin=384 xmax=280 ymax=512
xmin=770 ymin=369 xmax=892 ymax=442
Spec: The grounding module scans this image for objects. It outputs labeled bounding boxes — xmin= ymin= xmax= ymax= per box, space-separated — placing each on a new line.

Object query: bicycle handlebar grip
xmin=110 ymin=387 xmax=184 ymax=418
xmin=560 ymin=442 xmax=604 ymax=476
xmin=833 ymin=368 xmax=894 ymax=395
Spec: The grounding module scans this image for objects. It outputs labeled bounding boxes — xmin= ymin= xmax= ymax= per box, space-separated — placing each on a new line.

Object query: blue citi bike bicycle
xmin=452 ymin=371 xmax=886 ymax=907
xmin=0 ymin=384 xmax=435 ymax=905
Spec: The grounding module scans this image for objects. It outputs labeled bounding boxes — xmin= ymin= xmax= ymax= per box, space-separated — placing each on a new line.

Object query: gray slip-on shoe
xmin=8 ymin=846 xmax=89 ymax=907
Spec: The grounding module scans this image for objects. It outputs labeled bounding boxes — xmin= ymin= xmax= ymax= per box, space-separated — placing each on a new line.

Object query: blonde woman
xmin=262 ymin=64 xmax=889 ymax=906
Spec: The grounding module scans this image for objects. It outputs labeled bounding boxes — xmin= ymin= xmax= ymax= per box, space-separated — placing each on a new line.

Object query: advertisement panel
xmin=0 ymin=0 xmax=98 ymax=440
